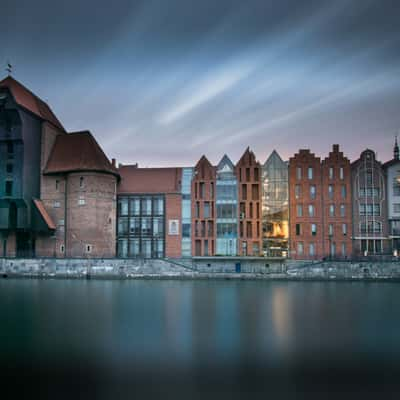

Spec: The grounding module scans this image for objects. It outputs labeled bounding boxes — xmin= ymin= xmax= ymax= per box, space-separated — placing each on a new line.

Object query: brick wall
xmin=165 ymin=193 xmax=182 ymax=258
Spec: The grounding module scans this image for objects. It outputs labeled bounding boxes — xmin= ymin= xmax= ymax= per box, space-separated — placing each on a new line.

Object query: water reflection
xmin=1 ymin=279 xmax=400 ymax=369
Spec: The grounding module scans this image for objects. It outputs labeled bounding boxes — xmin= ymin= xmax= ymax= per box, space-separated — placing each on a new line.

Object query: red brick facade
xmin=321 ymin=145 xmax=353 ymax=258
xmin=165 ymin=193 xmax=182 ymax=258
xmin=289 ymin=150 xmax=323 ymax=259
xmin=236 ymin=148 xmax=262 ymax=256
xmin=191 ymin=156 xmax=216 ymax=256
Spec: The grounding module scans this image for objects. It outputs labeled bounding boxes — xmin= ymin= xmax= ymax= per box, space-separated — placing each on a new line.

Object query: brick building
xmin=321 ymin=145 xmax=352 ymax=258
xmin=117 ymin=166 xmax=182 ymax=258
xmin=289 ymin=149 xmax=323 ymax=259
xmin=0 ymin=76 xmax=118 ymax=258
xmin=236 ymin=148 xmax=262 ymax=256
xmin=191 ymin=156 xmax=216 ymax=256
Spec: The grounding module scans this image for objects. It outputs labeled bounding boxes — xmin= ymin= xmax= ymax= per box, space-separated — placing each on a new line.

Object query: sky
xmin=1 ymin=0 xmax=400 ymax=166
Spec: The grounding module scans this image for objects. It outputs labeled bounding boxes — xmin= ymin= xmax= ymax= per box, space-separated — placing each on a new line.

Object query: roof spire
xmin=394 ymin=134 xmax=399 ymax=160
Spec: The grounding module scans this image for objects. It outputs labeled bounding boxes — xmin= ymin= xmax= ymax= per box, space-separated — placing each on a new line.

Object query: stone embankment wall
xmin=1 ymin=257 xmax=400 ymax=280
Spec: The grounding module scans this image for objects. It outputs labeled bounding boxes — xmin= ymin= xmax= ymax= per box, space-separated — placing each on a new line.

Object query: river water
xmin=1 ymin=279 xmax=400 ymax=398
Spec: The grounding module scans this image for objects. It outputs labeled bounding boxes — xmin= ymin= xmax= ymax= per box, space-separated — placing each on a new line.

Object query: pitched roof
xmin=117 ymin=166 xmax=182 ymax=194
xmin=44 ymin=131 xmax=119 ymax=177
xmin=0 ymin=76 xmax=65 ymax=131
xmin=33 ymin=199 xmax=56 ymax=230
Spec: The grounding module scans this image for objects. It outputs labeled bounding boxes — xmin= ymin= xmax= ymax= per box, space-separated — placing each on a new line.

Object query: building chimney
xmin=111 ymin=158 xmax=116 ymax=167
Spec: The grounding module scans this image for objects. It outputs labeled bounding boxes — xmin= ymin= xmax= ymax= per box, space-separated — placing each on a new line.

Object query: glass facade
xmin=216 ymin=156 xmax=238 ymax=255
xmin=262 ymin=151 xmax=289 ymax=257
xmin=181 ymin=168 xmax=193 ymax=257
xmin=117 ymin=195 xmax=165 ymax=258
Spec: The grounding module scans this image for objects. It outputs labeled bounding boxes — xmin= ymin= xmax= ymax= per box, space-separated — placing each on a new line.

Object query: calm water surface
xmin=1 ymin=279 xmax=400 ymax=397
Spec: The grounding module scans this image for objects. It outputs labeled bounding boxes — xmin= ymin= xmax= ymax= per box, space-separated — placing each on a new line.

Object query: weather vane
xmin=6 ymin=62 xmax=12 ymax=76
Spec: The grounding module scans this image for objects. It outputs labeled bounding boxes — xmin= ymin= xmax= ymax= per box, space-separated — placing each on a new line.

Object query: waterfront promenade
xmin=1 ymin=257 xmax=400 ymax=281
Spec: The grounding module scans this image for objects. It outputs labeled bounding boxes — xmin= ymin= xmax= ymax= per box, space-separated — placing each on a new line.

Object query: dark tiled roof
xmin=44 ymin=131 xmax=119 ymax=177
xmin=0 ymin=76 xmax=65 ymax=131
xmin=118 ymin=166 xmax=182 ymax=194
xmin=33 ymin=199 xmax=56 ymax=230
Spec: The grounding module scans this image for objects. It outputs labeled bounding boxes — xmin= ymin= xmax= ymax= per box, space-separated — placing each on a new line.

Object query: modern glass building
xmin=181 ymin=167 xmax=192 ymax=257
xmin=117 ymin=195 xmax=165 ymax=258
xmin=262 ymin=150 xmax=289 ymax=257
xmin=215 ymin=155 xmax=238 ymax=256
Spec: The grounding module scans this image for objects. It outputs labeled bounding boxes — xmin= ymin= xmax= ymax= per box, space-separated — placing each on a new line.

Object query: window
xmin=340 ymin=204 xmax=345 ymax=217
xmin=329 ymin=167 xmax=334 ymax=179
xmin=5 ymin=181 xmax=12 ymax=196
xmin=297 ymin=204 xmax=303 ymax=217
xmin=242 ymin=184 xmax=247 ymax=200
xmin=119 ymin=199 xmax=128 ymax=215
xmin=53 ymin=201 xmax=61 ymax=208
xmin=86 ymin=244 xmax=92 ymax=253
xmin=210 ymin=182 xmax=214 ymax=199
xmin=254 ymin=168 xmax=259 ymax=181
xmin=328 ymin=224 xmax=333 ymax=236
xmin=309 ymin=243 xmax=315 ymax=256
xmin=195 ymin=202 xmax=200 ymax=218
xmin=153 ymin=198 xmax=164 ymax=215
xmin=79 ymin=177 xmax=84 ymax=188
xmin=296 ymin=167 xmax=302 ymax=180
xmin=296 ymin=223 xmax=301 ymax=236
xmin=341 ymin=243 xmax=346 ymax=256
xmin=308 ymin=204 xmax=315 ymax=217
xmin=295 ymin=184 xmax=301 ymax=199
xmin=153 ymin=217 xmax=164 ymax=237
xmin=342 ymin=223 xmax=347 ymax=235
xmin=130 ymin=198 xmax=140 ymax=215
xmin=60 ymin=245 xmax=65 ymax=254
xmin=360 ymin=221 xmax=381 ymax=234
xmin=393 ymin=177 xmax=400 ymax=196
xmin=252 ymin=184 xmax=259 ymax=200
xmin=359 ymin=187 xmax=380 ymax=197
xmin=339 ymin=167 xmax=344 ymax=180
xmin=78 ymin=196 xmax=86 ymax=206
xmin=204 ymin=202 xmax=210 ymax=218
xmin=394 ymin=203 xmax=400 ymax=214
xmin=307 ymin=167 xmax=313 ymax=180
xmin=341 ymin=185 xmax=346 ymax=199
xmin=310 ymin=185 xmax=316 ymax=199
xmin=129 ymin=218 xmax=140 ymax=235
xmin=329 ymin=204 xmax=335 ymax=217
xmin=366 ymin=171 xmax=373 ymax=186
xmin=359 ymin=204 xmax=380 ymax=216
xmin=246 ymin=168 xmax=250 ymax=181
xmin=141 ymin=198 xmax=152 ymax=215
xmin=141 ymin=217 xmax=152 ymax=236
xmin=199 ymin=182 xmax=205 ymax=199
xmin=6 ymin=164 xmax=13 ymax=174
xmin=330 ymin=243 xmax=336 ymax=257
xmin=328 ymin=185 xmax=333 ymax=199
xmin=297 ymin=242 xmax=304 ymax=255
xmin=311 ymin=223 xmax=317 ymax=236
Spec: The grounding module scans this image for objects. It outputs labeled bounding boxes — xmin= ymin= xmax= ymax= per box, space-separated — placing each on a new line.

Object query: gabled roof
xmin=236 ymin=146 xmax=259 ymax=167
xmin=217 ymin=154 xmax=235 ymax=172
xmin=118 ymin=166 xmax=182 ymax=194
xmin=0 ymin=76 xmax=65 ymax=131
xmin=263 ymin=149 xmax=286 ymax=166
xmin=44 ymin=131 xmax=119 ymax=177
